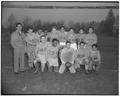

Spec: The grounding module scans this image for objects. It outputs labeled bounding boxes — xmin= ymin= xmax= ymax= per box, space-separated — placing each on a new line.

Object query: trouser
xmin=89 ymin=60 xmax=101 ymax=71
xmin=26 ymin=45 xmax=36 ymax=67
xmin=74 ymin=59 xmax=87 ymax=69
xmin=14 ymin=47 xmax=25 ymax=72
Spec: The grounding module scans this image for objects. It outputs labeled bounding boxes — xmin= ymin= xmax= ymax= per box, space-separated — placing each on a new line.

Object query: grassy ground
xmin=1 ymin=32 xmax=118 ymax=95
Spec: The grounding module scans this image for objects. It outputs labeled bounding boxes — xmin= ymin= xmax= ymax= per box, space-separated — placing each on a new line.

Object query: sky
xmin=2 ymin=2 xmax=119 ymax=27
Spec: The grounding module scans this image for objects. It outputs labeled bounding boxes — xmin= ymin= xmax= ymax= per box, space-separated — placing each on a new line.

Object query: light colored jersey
xmin=48 ymin=30 xmax=60 ymax=41
xmin=60 ymin=47 xmax=75 ymax=64
xmin=67 ymin=32 xmax=76 ymax=43
xmin=75 ymin=46 xmax=90 ymax=60
xmin=59 ymin=31 xmax=69 ymax=42
xmin=35 ymin=42 xmax=49 ymax=55
xmin=25 ymin=33 xmax=38 ymax=45
xmin=46 ymin=44 xmax=59 ymax=59
xmin=90 ymin=50 xmax=101 ymax=61
xmin=75 ymin=33 xmax=86 ymax=42
xmin=85 ymin=33 xmax=97 ymax=45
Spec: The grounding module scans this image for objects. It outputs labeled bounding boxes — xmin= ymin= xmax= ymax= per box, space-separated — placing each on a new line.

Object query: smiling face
xmin=52 ymin=27 xmax=57 ymax=32
xmin=88 ymin=28 xmax=94 ymax=34
xmin=28 ymin=29 xmax=33 ymax=34
xmin=80 ymin=44 xmax=85 ymax=49
xmin=16 ymin=24 xmax=22 ymax=31
xmin=79 ymin=29 xmax=84 ymax=34
xmin=66 ymin=42 xmax=71 ymax=48
xmin=52 ymin=40 xmax=58 ymax=47
xmin=92 ymin=45 xmax=97 ymax=51
xmin=61 ymin=27 xmax=65 ymax=32
xmin=37 ymin=29 xmax=42 ymax=34
xmin=70 ymin=29 xmax=74 ymax=33
xmin=41 ymin=36 xmax=46 ymax=43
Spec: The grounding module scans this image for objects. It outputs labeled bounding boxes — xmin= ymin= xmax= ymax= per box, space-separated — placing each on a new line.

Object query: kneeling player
xmin=59 ymin=41 xmax=76 ymax=74
xmin=89 ymin=44 xmax=101 ymax=72
xmin=74 ymin=42 xmax=90 ymax=73
xmin=46 ymin=38 xmax=60 ymax=72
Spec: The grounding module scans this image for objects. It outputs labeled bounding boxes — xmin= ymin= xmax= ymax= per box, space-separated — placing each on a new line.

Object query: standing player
xmin=25 ymin=27 xmax=37 ymax=68
xmin=47 ymin=26 xmax=60 ymax=42
xmin=59 ymin=41 xmax=76 ymax=74
xmin=46 ymin=38 xmax=60 ymax=72
xmin=68 ymin=28 xmax=77 ymax=50
xmin=11 ymin=23 xmax=26 ymax=73
xmin=76 ymin=28 xmax=86 ymax=49
xmin=34 ymin=35 xmax=48 ymax=73
xmin=89 ymin=44 xmax=101 ymax=73
xmin=85 ymin=27 xmax=97 ymax=50
xmin=59 ymin=26 xmax=66 ymax=46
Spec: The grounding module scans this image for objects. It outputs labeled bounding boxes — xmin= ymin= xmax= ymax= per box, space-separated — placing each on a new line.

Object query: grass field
xmin=1 ymin=32 xmax=119 ymax=95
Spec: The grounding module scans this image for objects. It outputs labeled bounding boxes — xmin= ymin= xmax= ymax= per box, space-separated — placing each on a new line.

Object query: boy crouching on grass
xmin=89 ymin=44 xmax=101 ymax=73
xmin=74 ymin=42 xmax=90 ymax=74
xmin=59 ymin=41 xmax=76 ymax=74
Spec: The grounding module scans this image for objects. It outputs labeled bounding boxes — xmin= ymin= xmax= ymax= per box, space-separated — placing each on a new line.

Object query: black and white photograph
xmin=1 ymin=1 xmax=119 ymax=95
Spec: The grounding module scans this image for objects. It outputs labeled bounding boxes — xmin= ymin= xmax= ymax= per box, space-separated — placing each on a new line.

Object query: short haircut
xmin=40 ymin=35 xmax=46 ymax=39
xmin=79 ymin=28 xmax=85 ymax=31
xmin=52 ymin=38 xmax=59 ymax=43
xmin=79 ymin=41 xmax=85 ymax=45
xmin=16 ymin=23 xmax=22 ymax=27
xmin=88 ymin=26 xmax=94 ymax=30
xmin=61 ymin=26 xmax=65 ymax=28
xmin=92 ymin=44 xmax=98 ymax=48
xmin=69 ymin=27 xmax=74 ymax=30
xmin=66 ymin=40 xmax=71 ymax=44
xmin=52 ymin=26 xmax=57 ymax=29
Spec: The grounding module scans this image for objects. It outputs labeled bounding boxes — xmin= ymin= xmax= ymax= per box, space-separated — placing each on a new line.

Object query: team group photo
xmin=1 ymin=1 xmax=119 ymax=95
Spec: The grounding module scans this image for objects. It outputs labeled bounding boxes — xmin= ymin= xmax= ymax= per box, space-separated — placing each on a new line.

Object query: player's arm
xmin=92 ymin=34 xmax=98 ymax=44
xmin=11 ymin=34 xmax=17 ymax=48
xmin=25 ymin=36 xmax=36 ymax=46
xmin=95 ymin=51 xmax=101 ymax=62
xmin=35 ymin=44 xmax=39 ymax=56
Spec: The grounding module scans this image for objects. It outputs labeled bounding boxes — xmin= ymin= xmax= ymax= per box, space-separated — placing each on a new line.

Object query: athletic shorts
xmin=35 ymin=54 xmax=47 ymax=64
xmin=47 ymin=58 xmax=59 ymax=67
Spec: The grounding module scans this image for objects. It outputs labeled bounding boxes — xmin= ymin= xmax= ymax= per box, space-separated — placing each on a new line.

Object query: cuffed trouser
xmin=14 ymin=47 xmax=25 ymax=72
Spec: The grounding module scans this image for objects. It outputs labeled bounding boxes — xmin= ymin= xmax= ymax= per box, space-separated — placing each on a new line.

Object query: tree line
xmin=2 ymin=9 xmax=118 ymax=37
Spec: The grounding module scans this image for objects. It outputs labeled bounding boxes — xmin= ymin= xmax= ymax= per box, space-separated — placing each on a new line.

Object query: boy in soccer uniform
xmin=46 ymin=38 xmax=60 ymax=72
xmin=25 ymin=28 xmax=37 ymax=68
xmin=59 ymin=26 xmax=68 ymax=46
xmin=89 ymin=44 xmax=101 ymax=72
xmin=76 ymin=28 xmax=86 ymax=49
xmin=85 ymin=27 xmax=97 ymax=47
xmin=35 ymin=29 xmax=43 ymax=40
xmin=34 ymin=35 xmax=48 ymax=73
xmin=59 ymin=41 xmax=76 ymax=74
xmin=47 ymin=27 xmax=60 ymax=42
xmin=74 ymin=42 xmax=90 ymax=73
xmin=68 ymin=28 xmax=77 ymax=50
